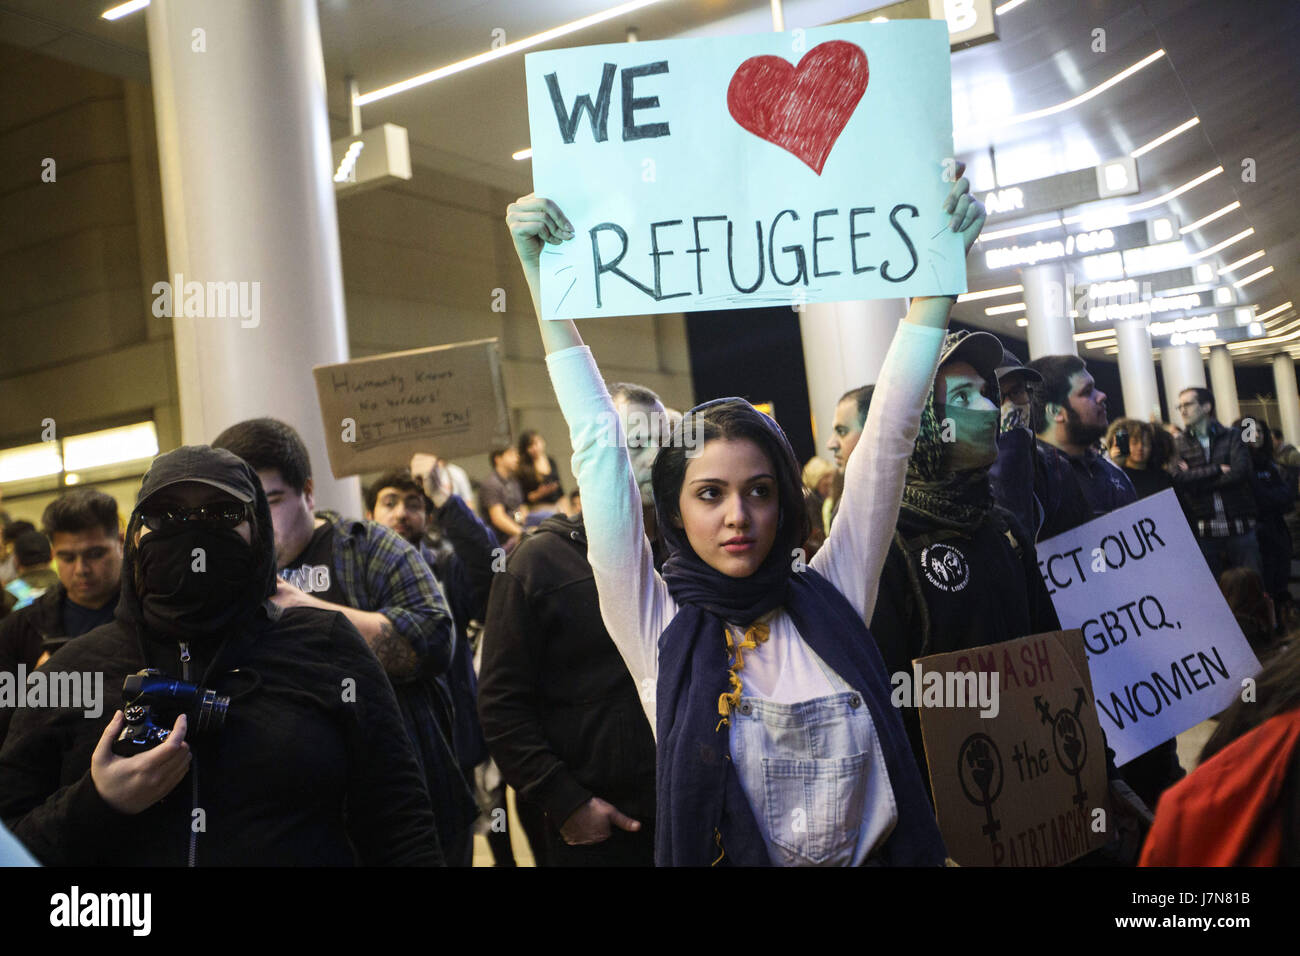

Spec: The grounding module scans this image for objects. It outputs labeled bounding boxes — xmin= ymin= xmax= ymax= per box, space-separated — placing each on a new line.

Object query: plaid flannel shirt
xmin=316 ymin=509 xmax=456 ymax=680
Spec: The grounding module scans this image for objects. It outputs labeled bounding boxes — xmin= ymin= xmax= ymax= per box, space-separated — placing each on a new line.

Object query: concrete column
xmin=1022 ymin=262 xmax=1077 ymax=358
xmin=1161 ymin=344 xmax=1207 ymax=427
xmin=1208 ymin=345 xmax=1241 ymax=426
xmin=1272 ymin=354 xmax=1300 ymax=447
xmin=145 ymin=0 xmax=360 ymax=513
xmin=1114 ymin=319 xmax=1162 ymax=422
xmin=799 ymin=298 xmax=907 ymax=459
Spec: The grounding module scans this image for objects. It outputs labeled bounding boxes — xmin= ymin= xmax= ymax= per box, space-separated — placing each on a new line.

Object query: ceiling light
xmin=1233 ymin=266 xmax=1274 ymax=289
xmin=1191 ymin=228 xmax=1254 ymax=260
xmin=996 ymin=0 xmax=1032 ymax=14
xmin=1180 ymin=202 xmax=1240 ymax=235
xmin=357 ymin=0 xmax=666 ymax=105
xmin=985 ymin=303 xmax=1026 ymax=315
xmin=62 ymin=422 xmax=159 ymax=471
xmin=957 ymin=284 xmax=1023 ymax=303
xmin=977 ymin=219 xmax=1063 ymax=243
xmin=1124 ymin=166 xmax=1223 ymax=214
xmin=1015 ymin=317 xmax=1028 ymax=327
xmin=956 ymin=51 xmax=1165 ymax=134
xmin=1257 ymin=302 xmax=1295 ymax=322
xmin=1217 ymin=250 xmax=1265 ymax=275
xmin=1130 ymin=118 xmax=1200 ymax=158
xmin=512 ymin=148 xmax=533 ymax=161
xmin=0 ymin=442 xmax=63 ymax=483
xmin=102 ymin=0 xmax=148 ymax=20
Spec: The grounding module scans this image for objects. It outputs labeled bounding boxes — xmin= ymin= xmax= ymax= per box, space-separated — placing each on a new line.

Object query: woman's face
xmin=816 ymin=473 xmax=834 ymax=499
xmin=1128 ymin=431 xmax=1149 ymax=466
xmin=677 ymin=437 xmax=780 ymax=578
xmin=529 ymin=435 xmax=545 ymax=457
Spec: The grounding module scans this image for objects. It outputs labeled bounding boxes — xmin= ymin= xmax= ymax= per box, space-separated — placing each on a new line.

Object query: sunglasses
xmin=141 ymin=502 xmax=250 ymax=532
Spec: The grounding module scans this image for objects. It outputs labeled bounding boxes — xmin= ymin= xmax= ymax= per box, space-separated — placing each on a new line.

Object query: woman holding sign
xmin=505 ymin=166 xmax=984 ymax=867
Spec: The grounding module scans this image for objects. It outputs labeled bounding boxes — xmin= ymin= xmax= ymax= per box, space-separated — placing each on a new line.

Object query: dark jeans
xmin=1197 ymin=530 xmax=1263 ymax=582
xmin=544 ymin=822 xmax=656 ymax=867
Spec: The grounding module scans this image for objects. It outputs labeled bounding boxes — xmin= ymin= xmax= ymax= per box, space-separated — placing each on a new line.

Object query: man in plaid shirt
xmin=214 ymin=417 xmax=476 ymax=864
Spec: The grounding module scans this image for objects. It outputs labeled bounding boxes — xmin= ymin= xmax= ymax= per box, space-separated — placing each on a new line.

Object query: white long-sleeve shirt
xmin=544 ymin=322 xmax=945 ymax=734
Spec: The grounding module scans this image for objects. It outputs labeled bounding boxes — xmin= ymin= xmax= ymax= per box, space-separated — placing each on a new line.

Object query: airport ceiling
xmin=3 ymin=0 xmax=1297 ymax=363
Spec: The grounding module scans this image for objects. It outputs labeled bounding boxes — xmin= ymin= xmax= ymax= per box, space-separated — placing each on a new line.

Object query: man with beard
xmin=0 ymin=446 xmax=440 ymax=865
xmin=1028 ymin=356 xmax=1183 ymax=816
xmin=477 ymin=382 xmax=661 ymax=866
xmin=1028 ymin=355 xmax=1136 ymax=526
xmin=868 ymin=331 xmax=1061 ymax=784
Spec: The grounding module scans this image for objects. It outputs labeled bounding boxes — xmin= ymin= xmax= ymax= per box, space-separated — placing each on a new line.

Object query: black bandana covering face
xmin=137 ymin=525 xmax=260 ymax=640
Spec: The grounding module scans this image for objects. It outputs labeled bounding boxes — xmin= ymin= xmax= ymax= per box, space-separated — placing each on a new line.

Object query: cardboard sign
xmin=1036 ymin=489 xmax=1262 ymax=766
xmin=525 ymin=21 xmax=965 ymax=320
xmin=917 ymin=630 xmax=1111 ymax=867
xmin=312 ymin=339 xmax=510 ymax=479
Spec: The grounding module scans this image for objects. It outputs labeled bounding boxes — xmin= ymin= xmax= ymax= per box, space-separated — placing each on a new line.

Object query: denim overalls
xmin=727 ymin=633 xmax=898 ymax=867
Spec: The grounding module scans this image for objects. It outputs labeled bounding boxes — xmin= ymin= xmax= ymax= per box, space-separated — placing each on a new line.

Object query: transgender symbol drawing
xmin=726 ymin=40 xmax=869 ymax=175
xmin=1036 ymin=688 xmax=1091 ymax=810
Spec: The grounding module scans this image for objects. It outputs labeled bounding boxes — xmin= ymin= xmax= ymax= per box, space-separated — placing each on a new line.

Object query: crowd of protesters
xmin=1 ymin=163 xmax=1297 ymax=867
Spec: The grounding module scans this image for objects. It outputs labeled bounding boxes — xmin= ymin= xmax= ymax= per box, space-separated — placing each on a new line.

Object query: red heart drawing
xmin=726 ymin=40 xmax=869 ymax=175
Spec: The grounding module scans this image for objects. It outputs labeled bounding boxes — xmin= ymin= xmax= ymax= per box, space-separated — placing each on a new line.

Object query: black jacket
xmin=869 ymin=503 xmax=1060 ymax=783
xmin=0 ymin=583 xmax=120 ymax=749
xmin=477 ymin=513 xmax=655 ymax=827
xmin=1172 ymin=421 xmax=1257 ymax=528
xmin=0 ymin=583 xmax=62 ymax=674
xmin=0 ymin=446 xmax=441 ymax=866
xmin=422 ymin=495 xmax=495 ymax=771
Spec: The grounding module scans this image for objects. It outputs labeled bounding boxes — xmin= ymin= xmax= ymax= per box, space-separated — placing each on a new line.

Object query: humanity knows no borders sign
xmin=524 ymin=21 xmax=965 ymax=320
xmin=1036 ymin=489 xmax=1262 ymax=766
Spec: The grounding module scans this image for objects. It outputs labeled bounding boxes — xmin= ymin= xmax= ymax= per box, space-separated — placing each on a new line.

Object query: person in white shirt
xmin=504 ymin=165 xmax=985 ymax=866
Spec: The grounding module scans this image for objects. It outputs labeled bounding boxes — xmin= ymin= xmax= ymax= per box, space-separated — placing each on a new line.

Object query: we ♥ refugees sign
xmin=524 ymin=22 xmax=965 ymax=320
xmin=1036 ymin=490 xmax=1262 ymax=766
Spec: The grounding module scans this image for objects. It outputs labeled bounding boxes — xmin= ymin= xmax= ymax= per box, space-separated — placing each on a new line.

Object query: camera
xmin=112 ymin=669 xmax=230 ymax=757
xmin=1114 ymin=429 xmax=1130 ymax=458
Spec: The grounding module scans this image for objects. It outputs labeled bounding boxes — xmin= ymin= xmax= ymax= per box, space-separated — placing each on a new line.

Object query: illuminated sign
xmin=983 ymin=220 xmax=1150 ymax=271
xmin=837 ymin=0 xmax=999 ymax=50
xmin=981 ymin=158 xmax=1141 ymax=224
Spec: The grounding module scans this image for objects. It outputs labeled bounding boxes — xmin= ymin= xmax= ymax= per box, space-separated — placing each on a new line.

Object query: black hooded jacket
xmin=478 ymin=513 xmax=656 ymax=828
xmin=0 ymin=446 xmax=441 ymax=865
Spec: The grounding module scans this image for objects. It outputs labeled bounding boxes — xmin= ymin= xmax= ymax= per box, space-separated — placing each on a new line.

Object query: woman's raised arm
xmin=811 ymin=164 xmax=986 ymax=621
xmin=506 ymin=195 xmax=670 ymax=714
xmin=506 ymin=194 xmax=582 ymax=354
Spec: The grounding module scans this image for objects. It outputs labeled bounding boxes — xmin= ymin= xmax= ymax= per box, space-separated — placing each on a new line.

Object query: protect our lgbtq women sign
xmin=524 ymin=21 xmax=965 ymax=320
xmin=1036 ymin=489 xmax=1261 ymax=766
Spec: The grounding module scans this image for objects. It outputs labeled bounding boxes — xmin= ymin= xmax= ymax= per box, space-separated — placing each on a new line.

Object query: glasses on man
xmin=1176 ymin=401 xmax=1201 ymax=411
xmin=141 ymin=502 xmax=250 ymax=532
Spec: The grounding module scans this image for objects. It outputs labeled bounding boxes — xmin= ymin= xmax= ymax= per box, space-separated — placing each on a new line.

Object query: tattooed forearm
xmin=370 ymin=617 xmax=420 ymax=681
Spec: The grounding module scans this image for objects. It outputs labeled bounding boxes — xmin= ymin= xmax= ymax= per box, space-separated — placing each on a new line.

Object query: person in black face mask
xmin=0 ymin=445 xmax=441 ymax=865
xmin=867 ymin=331 xmax=1062 ymax=787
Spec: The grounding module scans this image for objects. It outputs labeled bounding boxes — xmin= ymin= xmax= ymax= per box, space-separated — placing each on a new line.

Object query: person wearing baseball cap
xmin=0 ymin=445 xmax=442 ymax=866
xmin=868 ymin=330 xmax=1061 ymax=791
xmin=987 ymin=345 xmax=1084 ymax=540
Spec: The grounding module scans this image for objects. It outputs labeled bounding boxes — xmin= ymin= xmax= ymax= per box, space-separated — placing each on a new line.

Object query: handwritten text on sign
xmin=917 ymin=630 xmax=1111 ymax=867
xmin=524 ymin=22 xmax=965 ymax=320
xmin=312 ymin=338 xmax=510 ymax=479
xmin=1035 ymin=490 xmax=1261 ymax=765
